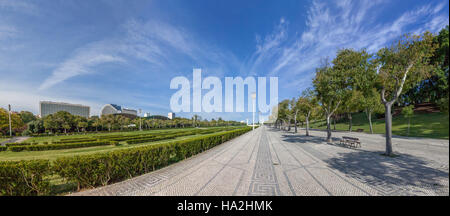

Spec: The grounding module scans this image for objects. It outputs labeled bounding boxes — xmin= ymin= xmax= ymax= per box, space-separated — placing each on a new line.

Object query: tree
xmin=19 ymin=111 xmax=37 ymax=124
xmin=401 ymin=105 xmax=414 ymax=136
xmin=0 ymin=108 xmax=25 ymax=135
xmin=313 ymin=58 xmax=351 ymax=143
xmin=376 ymin=32 xmax=436 ymax=156
xmin=297 ymin=88 xmax=319 ymax=136
xmin=359 ymin=88 xmax=384 ymax=133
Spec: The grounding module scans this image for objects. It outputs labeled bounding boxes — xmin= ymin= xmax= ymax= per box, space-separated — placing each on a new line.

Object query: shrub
xmin=0 ymin=160 xmax=51 ymax=196
xmin=0 ymin=146 xmax=6 ymax=151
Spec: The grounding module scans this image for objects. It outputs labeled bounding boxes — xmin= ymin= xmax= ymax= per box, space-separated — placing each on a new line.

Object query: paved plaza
xmin=73 ymin=126 xmax=449 ymax=196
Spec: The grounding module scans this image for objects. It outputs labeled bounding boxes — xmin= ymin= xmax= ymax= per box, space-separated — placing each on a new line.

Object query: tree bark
xmin=348 ymin=113 xmax=352 ymax=132
xmin=333 ymin=115 xmax=336 ymax=130
xmin=306 ymin=111 xmax=310 ymax=136
xmin=294 ymin=111 xmax=298 ymax=133
xmin=384 ymin=103 xmax=393 ymax=156
xmin=367 ymin=109 xmax=373 ymax=134
xmin=326 ymin=115 xmax=332 ymax=143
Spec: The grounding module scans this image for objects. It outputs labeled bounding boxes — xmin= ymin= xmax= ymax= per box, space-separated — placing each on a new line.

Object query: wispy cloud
xmin=246 ymin=0 xmax=449 ymax=91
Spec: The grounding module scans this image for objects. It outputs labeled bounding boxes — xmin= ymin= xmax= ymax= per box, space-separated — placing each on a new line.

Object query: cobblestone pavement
xmin=72 ymin=126 xmax=449 ymax=196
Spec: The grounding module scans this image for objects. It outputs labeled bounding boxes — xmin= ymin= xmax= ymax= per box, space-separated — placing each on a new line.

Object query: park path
xmin=72 ymin=126 xmax=448 ymax=196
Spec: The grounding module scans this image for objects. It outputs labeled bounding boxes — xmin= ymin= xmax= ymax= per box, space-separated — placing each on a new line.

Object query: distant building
xmin=100 ymin=104 xmax=137 ymax=117
xmin=40 ymin=101 xmax=90 ymax=118
xmin=144 ymin=112 xmax=151 ymax=117
xmin=168 ymin=112 xmax=175 ymax=120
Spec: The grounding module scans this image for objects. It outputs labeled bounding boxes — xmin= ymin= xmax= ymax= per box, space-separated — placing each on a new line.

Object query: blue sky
xmin=0 ymin=0 xmax=448 ymax=121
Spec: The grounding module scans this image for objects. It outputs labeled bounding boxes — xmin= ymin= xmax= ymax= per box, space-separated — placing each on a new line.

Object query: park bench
xmin=339 ymin=136 xmax=361 ymax=148
xmin=356 ymin=128 xmax=364 ymax=132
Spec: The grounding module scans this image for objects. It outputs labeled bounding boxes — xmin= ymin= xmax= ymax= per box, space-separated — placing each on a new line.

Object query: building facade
xmin=40 ymin=101 xmax=90 ymax=118
xmin=100 ymin=104 xmax=137 ymax=117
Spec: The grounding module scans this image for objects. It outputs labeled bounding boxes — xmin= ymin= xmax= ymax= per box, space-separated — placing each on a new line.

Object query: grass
xmin=0 ymin=138 xmax=9 ymax=143
xmin=0 ymin=127 xmax=238 ymax=161
xmin=309 ymin=112 xmax=449 ymax=139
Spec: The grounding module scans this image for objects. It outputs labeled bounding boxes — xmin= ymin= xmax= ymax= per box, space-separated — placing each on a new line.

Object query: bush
xmin=53 ymin=127 xmax=252 ymax=190
xmin=8 ymin=140 xmax=112 ymax=152
xmin=0 ymin=146 xmax=6 ymax=151
xmin=0 ymin=160 xmax=51 ymax=196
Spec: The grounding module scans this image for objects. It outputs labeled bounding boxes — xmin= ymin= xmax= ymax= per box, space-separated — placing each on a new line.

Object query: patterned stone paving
xmin=72 ymin=126 xmax=449 ymax=196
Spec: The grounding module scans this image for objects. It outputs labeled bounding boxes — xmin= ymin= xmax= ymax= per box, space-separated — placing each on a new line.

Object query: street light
xmin=8 ymin=104 xmax=12 ymax=137
xmin=251 ymin=92 xmax=256 ymax=131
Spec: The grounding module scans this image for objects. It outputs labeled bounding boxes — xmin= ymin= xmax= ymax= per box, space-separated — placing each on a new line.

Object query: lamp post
xmin=8 ymin=104 xmax=12 ymax=137
xmin=138 ymin=109 xmax=142 ymax=131
xmin=251 ymin=92 xmax=256 ymax=131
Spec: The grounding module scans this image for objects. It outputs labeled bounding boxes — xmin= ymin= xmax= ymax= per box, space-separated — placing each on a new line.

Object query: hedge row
xmin=0 ymin=126 xmax=251 ymax=195
xmin=0 ymin=146 xmax=6 ymax=151
xmin=52 ymin=138 xmax=98 ymax=144
xmin=0 ymin=160 xmax=51 ymax=196
xmin=4 ymin=143 xmax=32 ymax=147
xmin=53 ymin=127 xmax=252 ymax=190
xmin=8 ymin=140 xmax=114 ymax=152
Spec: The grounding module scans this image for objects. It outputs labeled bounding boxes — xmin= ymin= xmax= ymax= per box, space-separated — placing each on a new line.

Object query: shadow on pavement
xmin=323 ymin=150 xmax=449 ymax=195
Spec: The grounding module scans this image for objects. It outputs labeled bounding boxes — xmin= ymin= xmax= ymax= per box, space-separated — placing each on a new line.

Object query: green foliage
xmin=8 ymin=140 xmax=112 ymax=152
xmin=0 ymin=160 xmax=51 ymax=196
xmin=401 ymin=105 xmax=414 ymax=118
xmin=52 ymin=127 xmax=252 ymax=190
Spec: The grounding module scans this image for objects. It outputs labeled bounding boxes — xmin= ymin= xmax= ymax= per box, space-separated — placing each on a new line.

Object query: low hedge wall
xmin=4 ymin=143 xmax=32 ymax=147
xmin=0 ymin=146 xmax=7 ymax=151
xmin=8 ymin=140 xmax=114 ymax=152
xmin=0 ymin=160 xmax=51 ymax=196
xmin=53 ymin=127 xmax=252 ymax=190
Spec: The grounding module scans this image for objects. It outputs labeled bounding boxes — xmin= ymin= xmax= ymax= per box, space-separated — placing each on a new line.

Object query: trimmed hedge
xmin=8 ymin=140 xmax=114 ymax=152
xmin=0 ymin=160 xmax=51 ymax=196
xmin=0 ymin=146 xmax=6 ymax=151
xmin=4 ymin=143 xmax=32 ymax=147
xmin=52 ymin=127 xmax=252 ymax=190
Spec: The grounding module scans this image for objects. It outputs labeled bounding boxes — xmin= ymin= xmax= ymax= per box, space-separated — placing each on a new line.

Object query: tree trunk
xmin=384 ymin=103 xmax=393 ymax=156
xmin=306 ymin=115 xmax=310 ymax=136
xmin=348 ymin=113 xmax=352 ymax=132
xmin=367 ymin=110 xmax=373 ymax=134
xmin=326 ymin=115 xmax=332 ymax=143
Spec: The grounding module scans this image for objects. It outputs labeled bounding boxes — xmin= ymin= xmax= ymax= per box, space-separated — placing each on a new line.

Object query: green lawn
xmin=309 ymin=112 xmax=449 ymax=139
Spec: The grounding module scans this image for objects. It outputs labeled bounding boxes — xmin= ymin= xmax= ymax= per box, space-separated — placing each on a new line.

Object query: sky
xmin=0 ymin=0 xmax=448 ymax=122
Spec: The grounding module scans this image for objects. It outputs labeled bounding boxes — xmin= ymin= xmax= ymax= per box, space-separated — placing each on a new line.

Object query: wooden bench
xmin=339 ymin=136 xmax=361 ymax=148
xmin=356 ymin=128 xmax=364 ymax=132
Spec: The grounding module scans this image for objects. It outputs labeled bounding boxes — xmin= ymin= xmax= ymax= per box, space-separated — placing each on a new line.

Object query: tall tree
xmin=376 ymin=32 xmax=436 ymax=156
xmin=297 ymin=88 xmax=319 ymax=136
xmin=313 ymin=58 xmax=351 ymax=143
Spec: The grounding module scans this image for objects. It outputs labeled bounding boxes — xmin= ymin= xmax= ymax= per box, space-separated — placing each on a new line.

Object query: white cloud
xmin=246 ymin=0 xmax=449 ymax=91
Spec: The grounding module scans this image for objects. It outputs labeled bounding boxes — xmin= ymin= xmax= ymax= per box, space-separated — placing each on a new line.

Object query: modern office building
xmin=168 ymin=112 xmax=175 ymax=120
xmin=100 ymin=104 xmax=138 ymax=117
xmin=40 ymin=101 xmax=90 ymax=118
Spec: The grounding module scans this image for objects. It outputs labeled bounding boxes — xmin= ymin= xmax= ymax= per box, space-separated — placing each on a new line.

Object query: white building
xmin=100 ymin=104 xmax=137 ymax=117
xmin=40 ymin=101 xmax=90 ymax=118
xmin=144 ymin=112 xmax=151 ymax=117
xmin=168 ymin=112 xmax=175 ymax=120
